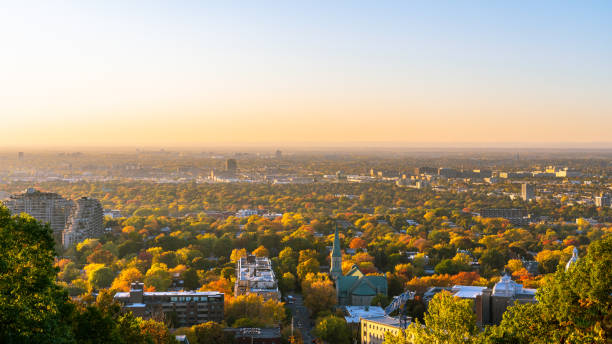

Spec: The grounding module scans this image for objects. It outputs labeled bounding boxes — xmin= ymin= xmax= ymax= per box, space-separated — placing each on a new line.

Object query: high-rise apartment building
xmin=521 ymin=183 xmax=535 ymax=201
xmin=3 ymin=188 xmax=73 ymax=242
xmin=62 ymin=197 xmax=104 ymax=248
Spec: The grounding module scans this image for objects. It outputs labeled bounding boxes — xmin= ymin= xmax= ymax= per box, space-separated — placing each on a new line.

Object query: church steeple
xmin=330 ymin=224 xmax=342 ymax=280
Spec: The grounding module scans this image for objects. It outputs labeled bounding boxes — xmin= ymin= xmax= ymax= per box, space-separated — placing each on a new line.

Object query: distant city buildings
xmin=18 ymin=152 xmax=24 ymax=160
xmin=235 ymin=254 xmax=281 ymax=301
xmin=114 ymin=282 xmax=224 ymax=327
xmin=226 ymin=158 xmax=237 ymax=172
xmin=62 ymin=197 xmax=104 ymax=248
xmin=595 ymin=193 xmax=611 ymax=208
xmin=521 ymin=183 xmax=535 ymax=201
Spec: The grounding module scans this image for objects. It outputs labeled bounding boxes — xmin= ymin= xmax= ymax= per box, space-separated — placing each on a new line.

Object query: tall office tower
xmin=275 ymin=149 xmax=282 ymax=159
xmin=521 ymin=183 xmax=535 ymax=201
xmin=3 ymin=188 xmax=73 ymax=243
xmin=595 ymin=193 xmax=611 ymax=208
xmin=18 ymin=152 xmax=24 ymax=160
xmin=62 ymin=197 xmax=104 ymax=248
xmin=226 ymin=158 xmax=237 ymax=172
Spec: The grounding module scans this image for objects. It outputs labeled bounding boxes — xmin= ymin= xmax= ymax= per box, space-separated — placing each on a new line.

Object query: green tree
xmin=192 ymin=321 xmax=235 ymax=344
xmin=88 ymin=265 xmax=115 ymax=289
xmin=485 ymin=235 xmax=612 ymax=344
xmin=0 ymin=207 xmax=75 ymax=343
xmin=144 ymin=263 xmax=172 ymax=291
xmin=313 ymin=315 xmax=351 ymax=344
xmin=385 ymin=291 xmax=477 ymax=344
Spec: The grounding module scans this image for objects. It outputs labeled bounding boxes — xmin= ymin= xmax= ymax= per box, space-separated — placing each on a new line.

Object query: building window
xmin=171 ymin=297 xmax=177 ymax=302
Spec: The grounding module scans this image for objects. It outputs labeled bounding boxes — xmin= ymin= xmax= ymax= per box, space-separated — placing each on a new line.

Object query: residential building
xmin=521 ymin=183 xmax=535 ymax=201
xmin=331 ymin=226 xmax=387 ymax=306
xmin=62 ymin=197 xmax=104 ymax=248
xmin=235 ymin=255 xmax=281 ymax=301
xmin=3 ymin=188 xmax=73 ymax=243
xmin=114 ymin=282 xmax=224 ymax=327
xmin=360 ymin=316 xmax=405 ymax=344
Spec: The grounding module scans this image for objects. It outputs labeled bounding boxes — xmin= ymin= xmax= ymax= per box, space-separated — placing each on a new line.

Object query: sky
xmin=1 ymin=1 xmax=611 ymax=148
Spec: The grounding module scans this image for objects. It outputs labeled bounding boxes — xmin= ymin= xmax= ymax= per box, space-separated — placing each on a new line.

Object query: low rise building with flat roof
xmin=114 ymin=282 xmax=224 ymax=327
xmin=360 ymin=316 xmax=405 ymax=344
xmin=235 ymin=255 xmax=280 ymax=301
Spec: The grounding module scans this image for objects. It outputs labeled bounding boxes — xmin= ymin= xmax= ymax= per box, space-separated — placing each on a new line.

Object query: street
xmin=286 ymin=293 xmax=314 ymax=343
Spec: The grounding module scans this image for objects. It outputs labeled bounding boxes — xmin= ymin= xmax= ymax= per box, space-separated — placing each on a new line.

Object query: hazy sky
xmin=1 ymin=1 xmax=611 ymax=148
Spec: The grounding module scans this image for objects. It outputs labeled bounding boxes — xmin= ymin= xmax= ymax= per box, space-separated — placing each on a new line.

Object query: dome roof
xmin=492 ymin=274 xmax=523 ymax=297
xmin=565 ymin=247 xmax=579 ymax=271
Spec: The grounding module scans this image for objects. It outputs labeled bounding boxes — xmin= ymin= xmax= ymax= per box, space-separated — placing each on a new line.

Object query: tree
xmin=192 ymin=321 xmax=235 ymax=344
xmin=297 ymin=258 xmax=320 ymax=281
xmin=385 ymin=291 xmax=477 ymax=344
xmin=140 ymin=318 xmax=177 ymax=344
xmin=252 ymin=245 xmax=269 ymax=257
xmin=111 ymin=267 xmax=144 ymax=292
xmin=182 ymin=268 xmax=200 ymax=291
xmin=302 ymin=274 xmax=336 ymax=316
xmin=349 ymin=237 xmax=367 ymax=250
xmin=224 ymin=294 xmax=285 ymax=327
xmin=144 ymin=263 xmax=172 ymax=291
xmin=313 ymin=315 xmax=351 ymax=344
xmin=486 ymin=235 xmax=612 ymax=344
xmin=87 ymin=249 xmax=116 ymax=266
xmin=230 ymin=248 xmax=247 ymax=263
xmin=280 ymin=272 xmax=297 ymax=292
xmin=87 ymin=264 xmax=115 ymax=289
xmin=0 ymin=207 xmax=75 ymax=343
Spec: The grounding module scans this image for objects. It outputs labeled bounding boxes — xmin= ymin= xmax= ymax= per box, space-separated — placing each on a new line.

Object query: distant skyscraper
xmin=62 ymin=197 xmax=104 ymax=248
xmin=521 ymin=183 xmax=535 ymax=201
xmin=595 ymin=193 xmax=611 ymax=208
xmin=226 ymin=158 xmax=237 ymax=172
xmin=3 ymin=188 xmax=72 ymax=243
xmin=18 ymin=152 xmax=24 ymax=160
xmin=275 ymin=150 xmax=282 ymax=159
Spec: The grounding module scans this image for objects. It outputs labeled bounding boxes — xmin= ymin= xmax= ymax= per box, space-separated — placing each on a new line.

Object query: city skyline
xmin=1 ymin=1 xmax=611 ymax=148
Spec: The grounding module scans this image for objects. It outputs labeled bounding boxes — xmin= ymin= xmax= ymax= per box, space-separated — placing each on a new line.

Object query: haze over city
xmin=1 ymin=1 xmax=611 ymax=148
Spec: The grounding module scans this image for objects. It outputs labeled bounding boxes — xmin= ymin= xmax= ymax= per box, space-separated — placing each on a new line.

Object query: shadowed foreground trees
xmin=385 ymin=235 xmax=611 ymax=344
xmin=0 ymin=206 xmax=175 ymax=344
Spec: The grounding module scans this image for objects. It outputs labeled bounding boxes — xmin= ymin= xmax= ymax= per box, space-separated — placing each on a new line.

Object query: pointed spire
xmin=332 ymin=223 xmax=341 ymax=257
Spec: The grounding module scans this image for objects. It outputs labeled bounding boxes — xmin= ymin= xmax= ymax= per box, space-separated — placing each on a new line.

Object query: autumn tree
xmin=301 ymin=273 xmax=336 ymax=316
xmin=385 ymin=291 xmax=477 ymax=344
xmin=313 ymin=315 xmax=351 ymax=344
xmin=252 ymin=245 xmax=270 ymax=257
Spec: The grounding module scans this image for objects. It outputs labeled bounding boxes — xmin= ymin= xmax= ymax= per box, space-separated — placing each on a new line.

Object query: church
xmin=330 ymin=226 xmax=387 ymax=306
